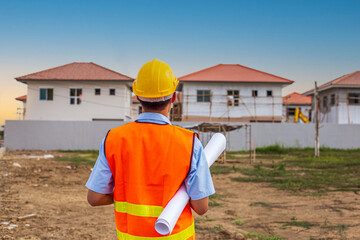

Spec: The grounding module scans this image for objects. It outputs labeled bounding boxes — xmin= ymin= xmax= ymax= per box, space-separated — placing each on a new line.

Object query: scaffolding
xmin=184 ymin=122 xmax=252 ymax=163
xmin=171 ymin=92 xmax=284 ymax=123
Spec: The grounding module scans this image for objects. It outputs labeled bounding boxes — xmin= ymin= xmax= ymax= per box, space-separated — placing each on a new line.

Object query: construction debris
xmin=185 ymin=122 xmax=243 ymax=132
xmin=27 ymin=154 xmax=54 ymax=160
xmin=12 ymin=162 xmax=21 ymax=168
xmin=17 ymin=213 xmax=36 ymax=220
xmin=2 ymin=223 xmax=17 ymax=230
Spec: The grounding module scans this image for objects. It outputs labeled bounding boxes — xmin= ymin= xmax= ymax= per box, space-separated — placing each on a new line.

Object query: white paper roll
xmin=155 ymin=133 xmax=226 ymax=235
xmin=154 ymin=184 xmax=189 ymax=235
xmin=203 ymin=133 xmax=227 ymax=166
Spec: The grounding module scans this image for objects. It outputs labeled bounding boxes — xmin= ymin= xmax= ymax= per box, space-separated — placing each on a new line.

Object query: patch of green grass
xmin=210 ymin=224 xmax=223 ymax=232
xmin=209 ymin=193 xmax=224 ymax=199
xmin=250 ymin=202 xmax=276 ymax=209
xmin=235 ymin=164 xmax=289 ymax=178
xmin=59 ymin=150 xmax=98 ymax=154
xmin=321 ymin=224 xmax=349 ymax=231
xmin=209 ymin=199 xmax=221 ymax=207
xmin=227 ymin=150 xmax=248 ymax=154
xmin=204 ymin=218 xmax=215 ymax=222
xmin=210 ymin=165 xmax=234 ymax=174
xmin=256 ymin=145 xmax=287 ymax=154
xmin=246 ymin=232 xmax=286 ymax=240
xmin=209 ymin=195 xmax=224 ymax=207
xmin=280 ymin=221 xmax=316 ymax=229
xmin=55 ymin=151 xmax=98 ymax=166
xmin=194 ymin=218 xmax=215 ymax=223
xmin=230 ymin=148 xmax=360 ymax=194
xmin=233 ymin=220 xmax=245 ymax=226
xmin=195 ymin=224 xmax=223 ymax=232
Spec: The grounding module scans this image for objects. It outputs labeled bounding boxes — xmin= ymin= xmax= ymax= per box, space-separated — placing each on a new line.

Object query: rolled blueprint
xmin=155 ymin=133 xmax=226 ymax=235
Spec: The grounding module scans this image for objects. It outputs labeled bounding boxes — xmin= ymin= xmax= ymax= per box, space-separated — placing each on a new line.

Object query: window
xmin=252 ymin=90 xmax=258 ymax=97
xmin=267 ymin=90 xmax=273 ymax=97
xmin=287 ymin=108 xmax=296 ymax=116
xmin=39 ymin=88 xmax=53 ymax=101
xmin=70 ymin=88 xmax=82 ymax=105
xmin=138 ymin=106 xmax=143 ymax=115
xmin=197 ymin=90 xmax=211 ymax=102
xmin=109 ymin=88 xmax=116 ymax=96
xmin=95 ymin=88 xmax=101 ymax=95
xmin=227 ymin=90 xmax=239 ymax=106
xmin=349 ymin=92 xmax=360 ymax=104
xmin=330 ymin=94 xmax=336 ymax=106
xmin=323 ymin=96 xmax=327 ymax=108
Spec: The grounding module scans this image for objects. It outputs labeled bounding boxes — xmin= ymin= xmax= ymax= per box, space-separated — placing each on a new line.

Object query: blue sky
xmin=1 ymin=0 xmax=360 ymax=124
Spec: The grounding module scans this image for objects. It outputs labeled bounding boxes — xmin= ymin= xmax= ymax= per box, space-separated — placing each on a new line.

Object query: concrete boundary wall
xmin=4 ymin=120 xmax=360 ymax=151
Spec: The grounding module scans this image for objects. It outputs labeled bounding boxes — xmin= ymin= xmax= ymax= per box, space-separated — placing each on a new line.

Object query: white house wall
xmin=182 ymin=82 xmax=284 ymax=121
xmin=310 ymin=88 xmax=360 ymax=124
xmin=26 ymin=81 xmax=131 ymax=121
xmin=338 ymin=87 xmax=360 ymax=123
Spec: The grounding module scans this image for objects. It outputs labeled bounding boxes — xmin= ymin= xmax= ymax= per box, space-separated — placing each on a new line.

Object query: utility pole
xmin=314 ymin=82 xmax=320 ymax=157
xmin=17 ymin=108 xmax=22 ymax=120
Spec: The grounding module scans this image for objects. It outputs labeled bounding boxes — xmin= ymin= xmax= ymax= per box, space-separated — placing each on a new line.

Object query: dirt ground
xmin=1 ymin=151 xmax=359 ymax=240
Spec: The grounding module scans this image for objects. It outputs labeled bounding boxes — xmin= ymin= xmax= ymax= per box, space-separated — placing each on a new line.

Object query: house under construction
xmin=283 ymin=92 xmax=312 ymax=123
xmin=177 ymin=64 xmax=294 ymax=122
xmin=304 ymin=71 xmax=360 ymax=124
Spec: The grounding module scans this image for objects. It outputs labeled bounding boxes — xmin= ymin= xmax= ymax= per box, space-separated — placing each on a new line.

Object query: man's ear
xmin=171 ymin=92 xmax=177 ymax=103
xmin=137 ymin=96 xmax=140 ymax=101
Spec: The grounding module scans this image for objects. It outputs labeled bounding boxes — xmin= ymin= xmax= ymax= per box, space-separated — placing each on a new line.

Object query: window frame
xmin=69 ymin=88 xmax=83 ymax=105
xmin=348 ymin=92 xmax=360 ymax=105
xmin=39 ymin=87 xmax=53 ymax=101
xmin=227 ymin=90 xmax=239 ymax=106
xmin=330 ymin=94 xmax=336 ymax=106
xmin=323 ymin=95 xmax=328 ymax=108
xmin=287 ymin=107 xmax=296 ymax=117
xmin=95 ymin=88 xmax=101 ymax=96
xmin=266 ymin=90 xmax=273 ymax=97
xmin=197 ymin=90 xmax=211 ymax=102
xmin=252 ymin=90 xmax=258 ymax=97
xmin=109 ymin=88 xmax=116 ymax=96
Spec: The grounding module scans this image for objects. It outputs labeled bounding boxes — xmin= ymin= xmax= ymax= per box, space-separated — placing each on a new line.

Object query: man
xmin=86 ymin=59 xmax=215 ymax=239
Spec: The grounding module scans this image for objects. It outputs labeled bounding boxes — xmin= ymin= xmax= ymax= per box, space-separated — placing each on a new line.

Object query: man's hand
xmin=190 ymin=197 xmax=209 ymax=215
xmin=87 ymin=190 xmax=114 ymax=206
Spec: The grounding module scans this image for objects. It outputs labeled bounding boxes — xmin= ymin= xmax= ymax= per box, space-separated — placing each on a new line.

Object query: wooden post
xmin=254 ymin=97 xmax=257 ymax=123
xmin=227 ymin=102 xmax=230 ymax=122
xmin=221 ymin=125 xmax=226 ymax=164
xmin=186 ymin=89 xmax=189 ymax=120
xmin=249 ymin=125 xmax=252 ymax=163
xmin=272 ymin=96 xmax=274 ymax=123
xmin=253 ymin=139 xmax=256 ymax=163
xmin=315 ymin=82 xmax=320 ymax=157
xmin=285 ymin=96 xmax=288 ymax=122
xmin=209 ymin=91 xmax=213 ymax=122
xmin=347 ymin=89 xmax=350 ymax=124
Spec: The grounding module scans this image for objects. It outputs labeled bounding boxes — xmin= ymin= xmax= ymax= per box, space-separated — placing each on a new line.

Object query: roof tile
xmin=179 ymin=64 xmax=293 ymax=83
xmin=283 ymin=92 xmax=311 ymax=104
xmin=303 ymin=71 xmax=360 ymax=95
xmin=16 ymin=62 xmax=133 ymax=82
xmin=15 ymin=95 xmax=27 ymax=101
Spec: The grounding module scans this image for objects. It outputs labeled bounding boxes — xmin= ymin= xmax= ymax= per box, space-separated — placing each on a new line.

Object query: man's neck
xmin=143 ymin=110 xmax=169 ymax=118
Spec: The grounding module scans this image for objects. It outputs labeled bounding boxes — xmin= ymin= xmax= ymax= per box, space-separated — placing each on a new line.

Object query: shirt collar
xmin=136 ymin=112 xmax=171 ymax=125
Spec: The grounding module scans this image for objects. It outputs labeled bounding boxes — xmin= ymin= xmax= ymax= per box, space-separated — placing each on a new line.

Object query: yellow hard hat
xmin=133 ymin=59 xmax=178 ymax=98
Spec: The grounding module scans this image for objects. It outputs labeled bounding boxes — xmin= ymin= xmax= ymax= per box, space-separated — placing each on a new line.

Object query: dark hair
xmin=139 ymin=99 xmax=171 ymax=111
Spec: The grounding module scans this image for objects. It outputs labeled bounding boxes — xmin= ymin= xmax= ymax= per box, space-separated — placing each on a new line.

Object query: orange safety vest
xmin=105 ymin=121 xmax=197 ymax=240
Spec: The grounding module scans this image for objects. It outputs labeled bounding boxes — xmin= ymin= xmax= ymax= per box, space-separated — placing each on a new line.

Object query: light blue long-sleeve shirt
xmin=86 ymin=112 xmax=215 ymax=200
